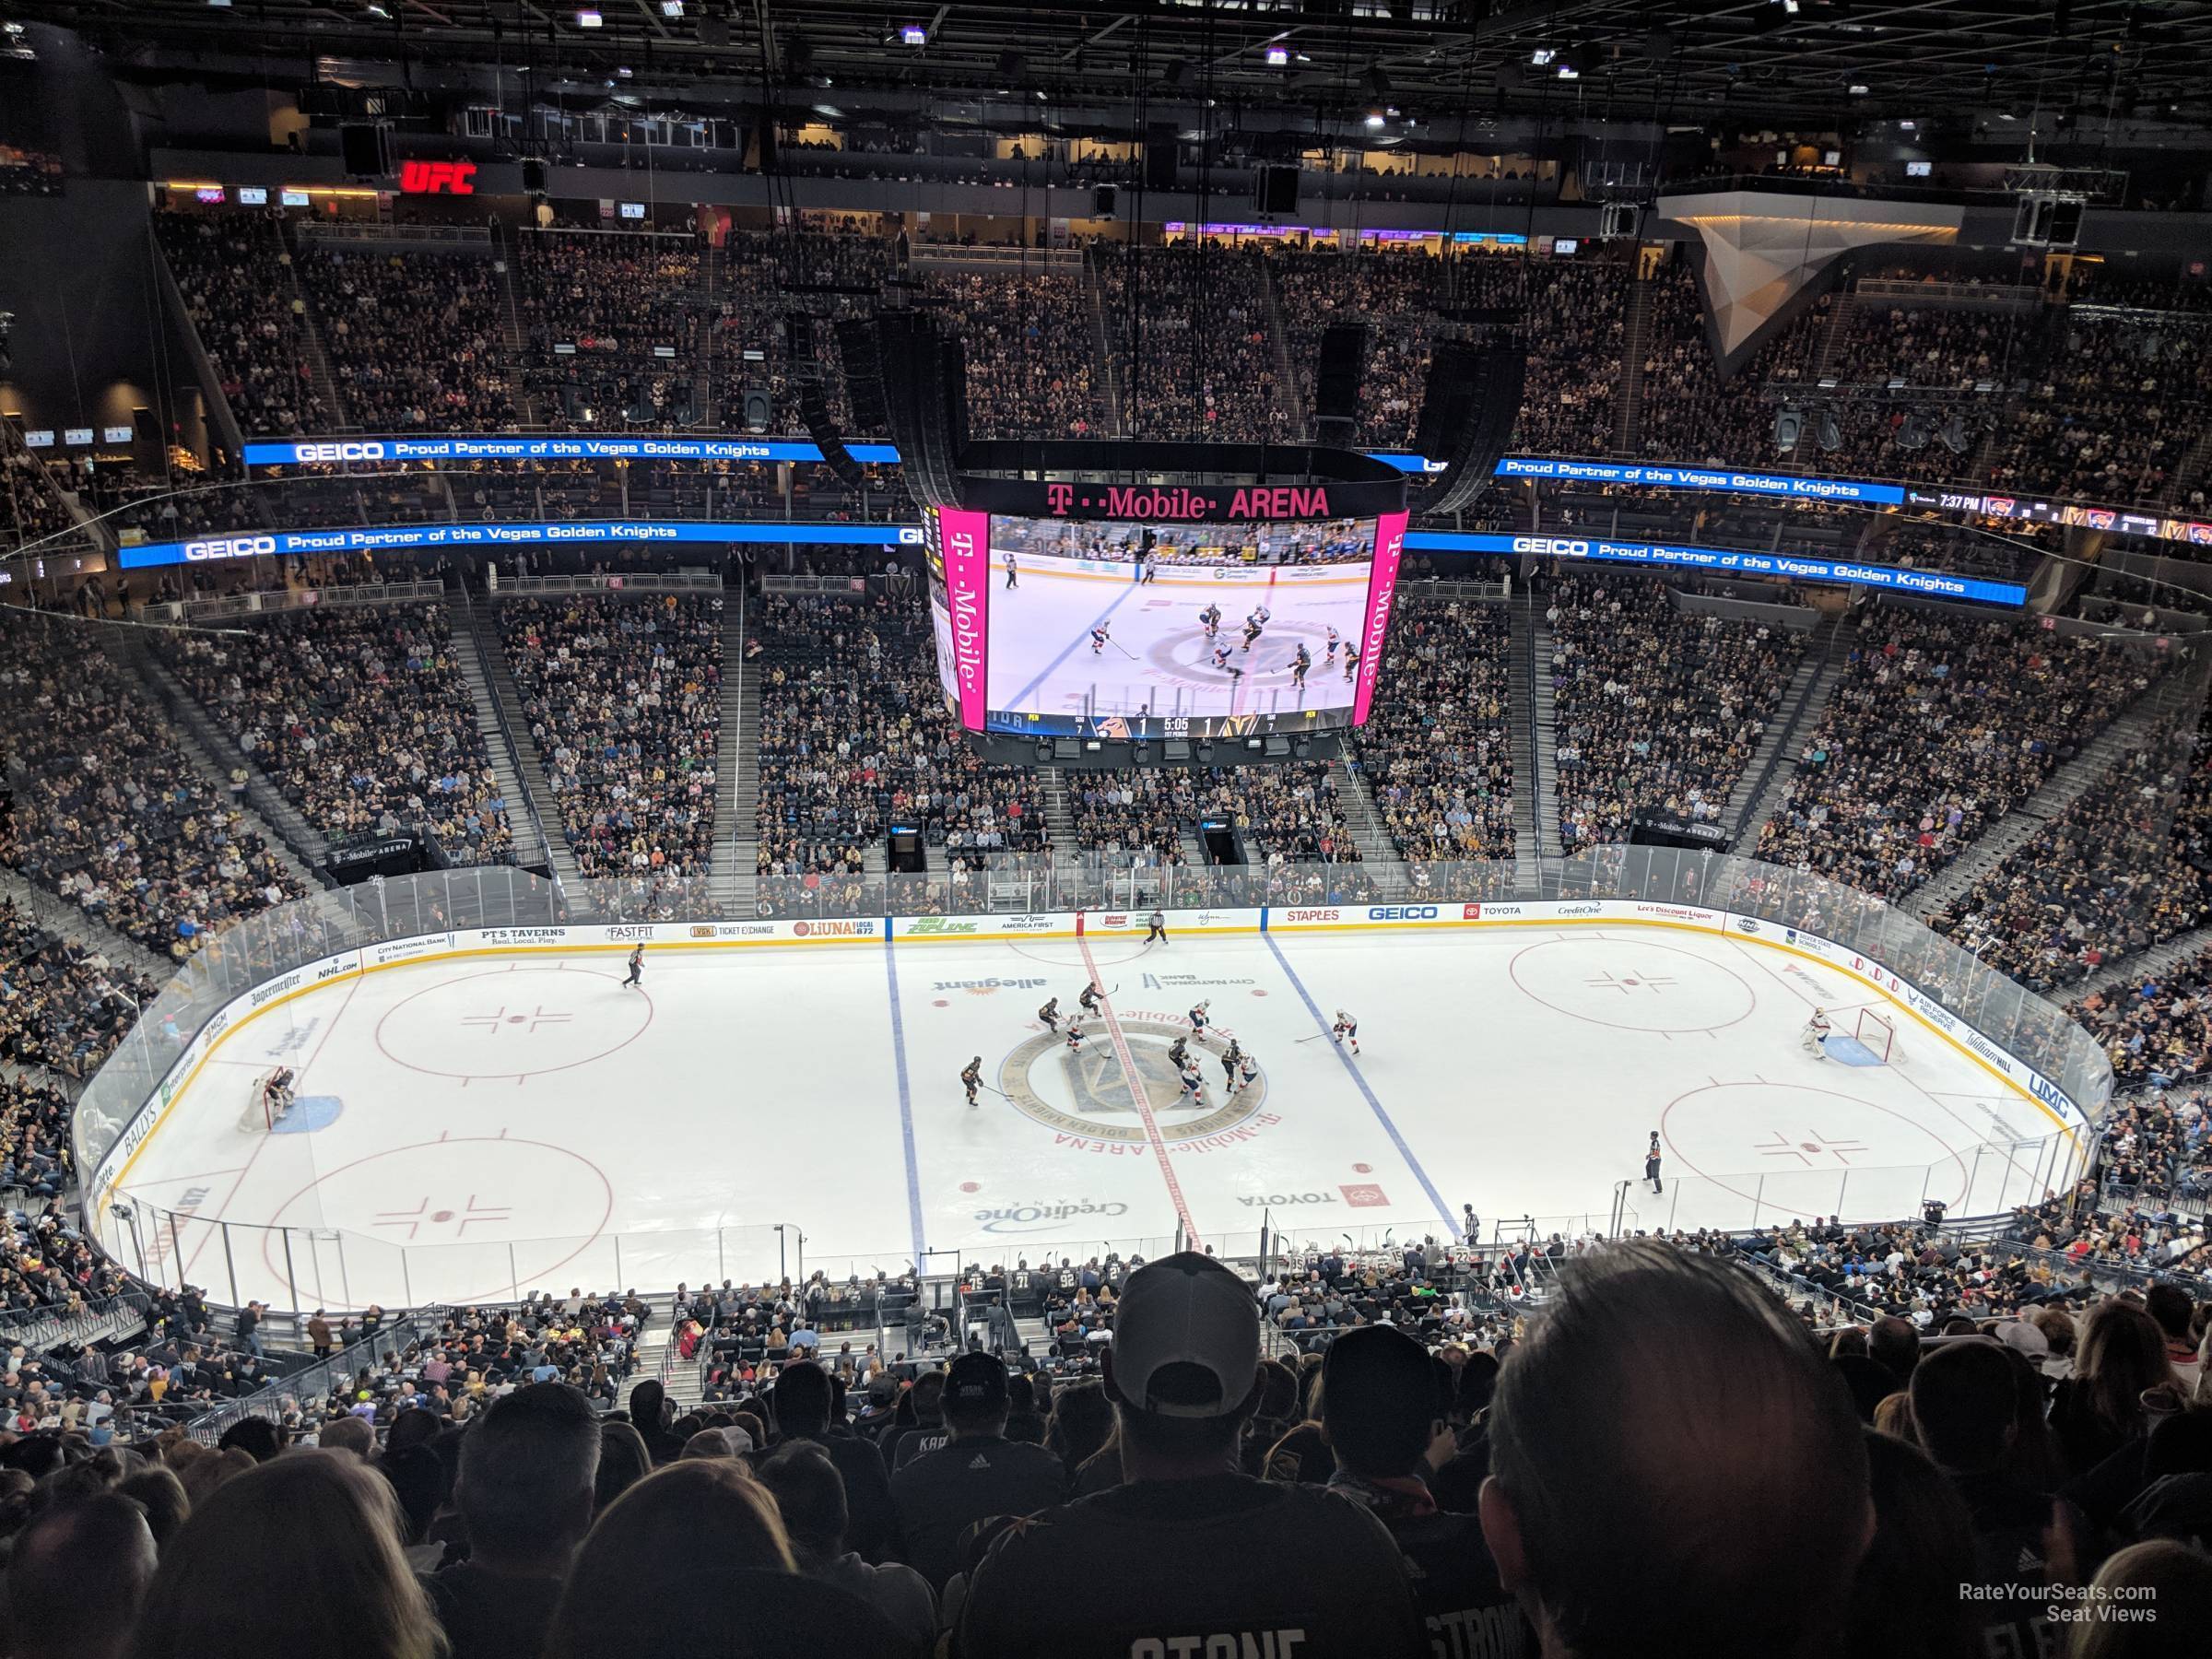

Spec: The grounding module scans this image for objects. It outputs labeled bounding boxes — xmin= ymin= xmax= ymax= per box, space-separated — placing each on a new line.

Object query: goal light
xmin=900 ymin=23 xmax=929 ymax=45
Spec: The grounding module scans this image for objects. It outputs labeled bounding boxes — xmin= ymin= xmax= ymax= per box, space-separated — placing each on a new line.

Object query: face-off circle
xmin=1508 ymin=937 xmax=1756 ymax=1034
xmin=1660 ymin=1081 xmax=1970 ymax=1213
xmin=375 ymin=967 xmax=651 ymax=1079
xmin=260 ymin=1135 xmax=614 ymax=1306
xmin=997 ymin=1018 xmax=1265 ymax=1143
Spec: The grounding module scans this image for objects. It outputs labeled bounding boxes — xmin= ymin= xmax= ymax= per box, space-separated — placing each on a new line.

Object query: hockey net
xmin=1853 ymin=1007 xmax=1904 ymax=1064
xmin=238 ymin=1067 xmax=294 ymax=1134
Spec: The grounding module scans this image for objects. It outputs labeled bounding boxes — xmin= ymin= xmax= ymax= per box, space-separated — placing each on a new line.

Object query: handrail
xmin=182 ymin=1310 xmax=445 ymax=1443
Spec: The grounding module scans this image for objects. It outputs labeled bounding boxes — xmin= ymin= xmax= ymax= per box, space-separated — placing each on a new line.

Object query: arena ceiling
xmin=18 ymin=0 xmax=2212 ymax=126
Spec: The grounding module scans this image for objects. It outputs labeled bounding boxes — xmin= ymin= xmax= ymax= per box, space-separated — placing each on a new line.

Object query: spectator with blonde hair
xmin=127 ymin=1450 xmax=443 ymax=1659
xmin=2067 ymin=1539 xmax=2212 ymax=1659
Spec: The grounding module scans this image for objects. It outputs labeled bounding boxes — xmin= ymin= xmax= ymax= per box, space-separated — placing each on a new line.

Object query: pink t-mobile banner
xmin=1351 ymin=511 xmax=1405 ymax=724
xmin=935 ymin=507 xmax=993 ymax=731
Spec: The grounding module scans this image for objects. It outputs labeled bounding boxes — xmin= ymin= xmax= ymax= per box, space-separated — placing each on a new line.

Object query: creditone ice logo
xmin=1001 ymin=1018 xmax=1271 ymax=1149
xmin=973 ymin=1198 xmax=1129 ymax=1235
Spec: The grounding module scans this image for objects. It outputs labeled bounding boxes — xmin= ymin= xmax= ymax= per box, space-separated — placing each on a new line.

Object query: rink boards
xmin=88 ymin=896 xmax=2090 ymax=1218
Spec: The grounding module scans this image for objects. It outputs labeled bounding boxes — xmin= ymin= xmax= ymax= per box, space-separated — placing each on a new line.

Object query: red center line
xmin=1074 ymin=911 xmax=1201 ymax=1252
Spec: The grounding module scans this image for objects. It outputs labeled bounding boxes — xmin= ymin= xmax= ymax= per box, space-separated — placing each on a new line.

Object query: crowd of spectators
xmin=500 ymin=594 xmax=724 ymax=877
xmin=518 ymin=228 xmax=702 ymax=428
xmin=1356 ymin=594 xmax=1515 ymax=861
xmin=1097 ymin=241 xmax=1292 ymax=441
xmin=159 ymin=605 xmax=516 ymax=865
xmin=1757 ymin=611 xmax=2160 ymax=902
xmin=716 ymin=230 xmax=895 ymax=431
xmin=0 ymin=1074 xmax=76 ymax=1205
xmin=0 ymin=613 xmax=301 ymax=959
xmin=2077 ymin=955 xmax=2212 ymax=1091
xmin=153 ymin=214 xmax=329 ymax=436
xmin=0 ymin=900 xmax=154 ymax=1082
xmin=7 ymin=1241 xmax=2212 ymax=1659
xmin=1991 ymin=308 xmax=2211 ymax=508
xmin=752 ymin=592 xmax=1041 ymax=885
xmin=932 ymin=269 xmax=1100 ymax=440
xmin=1934 ymin=724 xmax=2206 ymax=994
xmin=1549 ymin=576 xmax=1803 ymax=851
xmin=299 ymin=247 xmax=516 ymax=431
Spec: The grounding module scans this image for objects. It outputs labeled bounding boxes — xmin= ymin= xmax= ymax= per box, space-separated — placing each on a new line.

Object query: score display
xmin=927 ymin=505 xmax=1405 ymax=741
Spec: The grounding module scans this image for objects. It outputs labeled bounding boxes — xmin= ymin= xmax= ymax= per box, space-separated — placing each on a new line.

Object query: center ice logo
xmin=998 ymin=1018 xmax=1269 ymax=1146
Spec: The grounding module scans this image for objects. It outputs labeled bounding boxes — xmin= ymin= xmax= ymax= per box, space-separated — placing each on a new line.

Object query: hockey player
xmin=1241 ymin=616 xmax=1264 ymax=653
xmin=1324 ymin=625 xmax=1342 ymax=664
xmin=961 ymin=1057 xmax=983 ymax=1109
xmin=1803 ymin=1006 xmax=1833 ymax=1057
xmin=1200 ymin=602 xmax=1223 ymax=638
xmin=1342 ymin=643 xmax=1360 ymax=684
xmin=1065 ymin=1018 xmax=1086 ymax=1054
xmin=1145 ymin=908 xmax=1167 ymax=945
xmin=1140 ymin=548 xmax=1159 ymax=584
xmin=1090 ymin=622 xmax=1112 ymax=656
xmin=1178 ymin=1062 xmax=1206 ymax=1103
xmin=1003 ymin=548 xmax=1018 ymax=590
xmin=1219 ymin=1037 xmax=1242 ymax=1086
xmin=624 ymin=944 xmax=645 ymax=988
xmin=1644 ymin=1131 xmax=1664 ymax=1195
xmin=1234 ymin=1050 xmax=1259 ymax=1093
xmin=1078 ymin=981 xmax=1102 ymax=1016
xmin=1210 ymin=641 xmax=1243 ymax=677
xmin=1332 ymin=1008 xmax=1359 ymax=1055
xmin=1289 ymin=643 xmax=1312 ymax=688
xmin=1167 ymin=1034 xmax=1190 ymax=1072
xmin=1188 ymin=999 xmax=1212 ymax=1036
xmin=1251 ymin=603 xmax=1272 ymax=627
xmin=1037 ymin=995 xmax=1061 ymax=1031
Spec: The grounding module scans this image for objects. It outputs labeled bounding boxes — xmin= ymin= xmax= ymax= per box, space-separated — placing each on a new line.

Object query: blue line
xmin=881 ymin=929 xmax=929 ymax=1272
xmin=1264 ymin=932 xmax=1456 ymax=1233
xmin=1004 ymin=566 xmax=1146 ymax=711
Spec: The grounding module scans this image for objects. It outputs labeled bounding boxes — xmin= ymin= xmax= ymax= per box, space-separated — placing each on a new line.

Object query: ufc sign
xmin=398 ymin=159 xmax=477 ymax=195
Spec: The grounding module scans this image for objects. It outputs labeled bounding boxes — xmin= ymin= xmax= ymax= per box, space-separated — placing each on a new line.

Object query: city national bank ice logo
xmin=1000 ymin=1018 xmax=1272 ymax=1151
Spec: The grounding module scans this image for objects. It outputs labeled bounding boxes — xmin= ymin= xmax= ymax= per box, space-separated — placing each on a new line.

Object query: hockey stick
xmin=1295 ymin=1031 xmax=1330 ymax=1043
xmin=1109 ymin=639 xmax=1138 ymax=661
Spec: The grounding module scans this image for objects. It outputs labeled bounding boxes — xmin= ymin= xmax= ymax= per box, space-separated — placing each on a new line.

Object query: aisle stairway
xmin=1259 ymin=266 xmax=1307 ymax=436
xmin=1525 ymin=600 xmax=1566 ymax=858
xmin=1906 ymin=687 xmax=2195 ymax=924
xmin=2070 ymin=921 xmax=2212 ymax=1003
xmin=1506 ymin=591 xmax=1544 ymax=889
xmin=490 ymin=222 xmax=539 ymax=425
xmin=1083 ymin=247 xmax=1125 ymax=437
xmin=452 ymin=600 xmax=553 ymax=873
xmin=475 ymin=610 xmax=585 ymax=892
xmin=1718 ymin=614 xmax=1853 ymax=848
xmin=1613 ymin=273 xmax=1653 ymax=456
xmin=1329 ymin=757 xmax=1403 ymax=874
xmin=276 ymin=221 xmax=348 ymax=429
xmin=117 ymin=640 xmax=329 ymax=886
xmin=715 ymin=594 xmax=755 ymax=915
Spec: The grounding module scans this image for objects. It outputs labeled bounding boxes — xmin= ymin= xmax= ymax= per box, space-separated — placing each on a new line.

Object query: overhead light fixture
xmin=1265 ymin=44 xmax=1289 ymax=66
xmin=1848 ymin=83 xmax=1869 ymax=96
xmin=900 ymin=23 xmax=928 ymax=45
xmin=1772 ymin=406 xmax=1803 ymax=452
xmin=1365 ymin=111 xmax=1386 ymax=129
xmin=576 ymin=8 xmax=602 ymax=26
xmin=662 ymin=0 xmax=683 ymax=13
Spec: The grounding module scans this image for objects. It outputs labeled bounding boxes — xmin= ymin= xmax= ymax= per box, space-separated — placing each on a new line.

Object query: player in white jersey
xmin=1332 ymin=1008 xmax=1360 ymax=1054
xmin=1178 ymin=1063 xmax=1206 ymax=1103
xmin=1090 ymin=622 xmax=1112 ymax=655
xmin=1802 ymin=1007 xmax=1831 ymax=1057
xmin=1324 ymin=626 xmax=1341 ymax=663
xmin=1233 ymin=1051 xmax=1260 ymax=1093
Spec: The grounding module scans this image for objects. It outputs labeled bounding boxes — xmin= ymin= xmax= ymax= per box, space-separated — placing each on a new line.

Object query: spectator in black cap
xmin=953 ymin=1251 xmax=1425 ymax=1659
xmin=890 ymin=1351 xmax=1067 ymax=1592
xmin=1320 ymin=1324 xmax=1532 ymax=1655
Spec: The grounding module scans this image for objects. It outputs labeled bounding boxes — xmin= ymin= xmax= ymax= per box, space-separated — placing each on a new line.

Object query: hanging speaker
xmin=1144 ymin=125 xmax=1179 ymax=191
xmin=1406 ymin=345 xmax=1527 ymax=519
xmin=1312 ymin=323 xmax=1368 ymax=445
xmin=1254 ymin=165 xmax=1301 ymax=216
xmin=1092 ymin=184 xmax=1118 ymax=218
xmin=739 ymin=386 xmax=772 ymax=429
xmin=522 ymin=157 xmax=547 ymax=195
xmin=836 ymin=318 xmax=889 ymax=438
xmin=339 ymin=122 xmax=392 ymax=177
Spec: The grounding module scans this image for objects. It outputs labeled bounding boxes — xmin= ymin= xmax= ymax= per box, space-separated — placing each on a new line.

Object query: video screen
xmin=969 ymin=514 xmax=1392 ymax=739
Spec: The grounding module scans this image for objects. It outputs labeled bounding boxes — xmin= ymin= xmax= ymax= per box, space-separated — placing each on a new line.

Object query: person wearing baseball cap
xmin=952 ymin=1252 xmax=1424 ymax=1659
xmin=890 ymin=1351 xmax=1069 ymax=1592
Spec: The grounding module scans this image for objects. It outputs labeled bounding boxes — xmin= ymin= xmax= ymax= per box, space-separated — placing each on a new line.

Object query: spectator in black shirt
xmin=7 ymin=1493 xmax=157 ymax=1659
xmin=425 ymin=1382 xmax=601 ymax=1659
xmin=955 ymin=1251 xmax=1425 ymax=1659
xmin=1320 ymin=1325 xmax=1533 ymax=1658
xmin=769 ymin=1359 xmax=898 ymax=1563
xmin=757 ymin=1440 xmax=937 ymax=1649
xmin=1479 ymin=1240 xmax=1872 ymax=1659
xmin=891 ymin=1351 xmax=1067 ymax=1592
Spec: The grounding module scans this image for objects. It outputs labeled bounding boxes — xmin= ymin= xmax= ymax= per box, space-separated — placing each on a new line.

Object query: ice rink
xmin=986 ymin=552 xmax=1372 ymax=729
xmin=107 ymin=924 xmax=2075 ymax=1310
